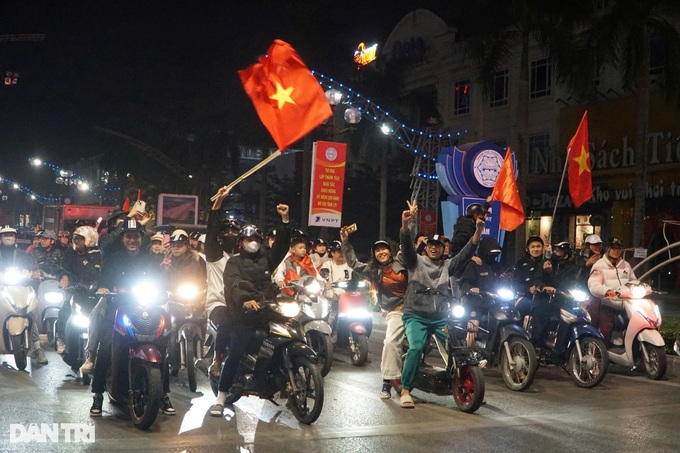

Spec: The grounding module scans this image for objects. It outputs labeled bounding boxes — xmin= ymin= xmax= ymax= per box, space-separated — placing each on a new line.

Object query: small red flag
xmin=490 ymin=149 xmax=525 ymax=231
xmin=238 ymin=40 xmax=332 ymax=151
xmin=567 ymin=111 xmax=591 ymax=208
xmin=121 ymin=197 xmax=130 ymax=212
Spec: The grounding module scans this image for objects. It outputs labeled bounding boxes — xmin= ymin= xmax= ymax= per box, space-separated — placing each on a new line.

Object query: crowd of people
xmin=0 ymin=192 xmax=638 ymax=417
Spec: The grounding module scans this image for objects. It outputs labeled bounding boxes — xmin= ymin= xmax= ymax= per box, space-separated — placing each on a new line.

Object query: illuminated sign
xmin=353 ymin=43 xmax=377 ymax=66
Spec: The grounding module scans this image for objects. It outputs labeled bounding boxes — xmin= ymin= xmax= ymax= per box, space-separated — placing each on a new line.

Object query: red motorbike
xmin=333 ymin=279 xmax=373 ymax=366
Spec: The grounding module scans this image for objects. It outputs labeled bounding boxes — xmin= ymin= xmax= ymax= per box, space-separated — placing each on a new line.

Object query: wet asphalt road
xmin=1 ymin=315 xmax=680 ymax=453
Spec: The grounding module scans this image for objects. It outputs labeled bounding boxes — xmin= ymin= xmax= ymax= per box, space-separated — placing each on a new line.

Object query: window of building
xmin=530 ymin=58 xmax=552 ymax=98
xmin=454 ymin=79 xmax=470 ymax=114
xmin=529 ymin=133 xmax=551 ymax=174
xmin=490 ymin=70 xmax=508 ymax=107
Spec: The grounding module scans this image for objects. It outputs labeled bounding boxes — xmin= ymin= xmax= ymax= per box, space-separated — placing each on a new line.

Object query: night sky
xmin=0 ymin=1 xmax=450 ymax=176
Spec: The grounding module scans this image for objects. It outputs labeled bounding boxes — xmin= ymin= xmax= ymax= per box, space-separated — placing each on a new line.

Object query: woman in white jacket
xmin=587 ymin=237 xmax=636 ymax=344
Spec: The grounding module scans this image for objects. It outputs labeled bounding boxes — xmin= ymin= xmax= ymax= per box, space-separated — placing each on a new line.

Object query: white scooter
xmin=605 ymin=281 xmax=666 ymax=380
xmin=0 ymin=268 xmax=39 ymax=370
xmin=36 ymin=278 xmax=65 ymax=344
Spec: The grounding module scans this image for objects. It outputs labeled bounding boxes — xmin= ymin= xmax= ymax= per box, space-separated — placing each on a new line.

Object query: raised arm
xmin=399 ymin=200 xmax=419 ymax=269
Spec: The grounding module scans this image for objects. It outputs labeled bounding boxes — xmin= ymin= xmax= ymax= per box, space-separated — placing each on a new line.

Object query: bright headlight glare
xmin=44 ymin=291 xmax=64 ymax=304
xmin=337 ymin=281 xmax=348 ymax=289
xmin=3 ymin=268 xmax=23 ymax=285
xmin=451 ymin=304 xmax=466 ymax=318
xmin=132 ymin=281 xmax=158 ymax=304
xmin=569 ymin=289 xmax=587 ymax=302
xmin=338 ymin=309 xmax=371 ymax=319
xmin=279 ymin=301 xmax=301 ymax=317
xmin=357 ymin=281 xmax=367 ymax=289
xmin=497 ymin=288 xmax=515 ymax=301
xmin=73 ymin=313 xmax=89 ymax=329
xmin=304 ymin=280 xmax=321 ymax=295
xmin=630 ymin=285 xmax=646 ymax=299
xmin=176 ymin=284 xmax=198 ymax=299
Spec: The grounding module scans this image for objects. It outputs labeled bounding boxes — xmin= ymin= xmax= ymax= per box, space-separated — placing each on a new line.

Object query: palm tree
xmin=580 ymin=0 xmax=680 ymax=248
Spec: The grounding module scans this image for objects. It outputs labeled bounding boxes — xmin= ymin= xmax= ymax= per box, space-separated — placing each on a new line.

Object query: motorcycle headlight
xmin=338 ymin=309 xmax=372 ymax=319
xmin=73 ymin=313 xmax=89 ymax=329
xmin=336 ymin=281 xmax=348 ymax=289
xmin=304 ymin=279 xmax=321 ymax=296
xmin=44 ymin=291 xmax=64 ymax=304
xmin=3 ymin=268 xmax=24 ymax=285
xmin=132 ymin=281 xmax=159 ymax=306
xmin=277 ymin=301 xmax=301 ymax=317
xmin=176 ymin=284 xmax=198 ymax=300
xmin=569 ymin=289 xmax=587 ymax=303
xmin=451 ymin=304 xmax=465 ymax=319
xmin=357 ymin=281 xmax=367 ymax=289
xmin=496 ymin=288 xmax=515 ymax=301
xmin=630 ymin=285 xmax=647 ymax=299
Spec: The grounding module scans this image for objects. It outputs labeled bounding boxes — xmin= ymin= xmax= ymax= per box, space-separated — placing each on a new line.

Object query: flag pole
xmin=210 ymin=150 xmax=282 ymax=201
xmin=547 ymin=146 xmax=572 ymax=242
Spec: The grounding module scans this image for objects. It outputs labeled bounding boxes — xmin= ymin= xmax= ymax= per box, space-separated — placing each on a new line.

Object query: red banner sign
xmin=309 ymin=141 xmax=347 ymax=227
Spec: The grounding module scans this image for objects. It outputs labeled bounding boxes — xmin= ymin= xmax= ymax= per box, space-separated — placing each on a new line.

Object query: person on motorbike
xmin=29 ymin=229 xmax=68 ymax=364
xmin=342 ymin=231 xmax=408 ymax=399
xmin=587 ymin=237 xmax=636 ymax=345
xmin=209 ymin=204 xmax=292 ymax=417
xmin=86 ymin=219 xmax=174 ymax=417
xmin=149 ymin=232 xmax=165 ymax=265
xmin=202 ymin=186 xmax=242 ymax=378
xmin=576 ymin=234 xmax=604 ymax=287
xmin=309 ymin=238 xmax=330 ymax=269
xmin=276 ymin=235 xmax=322 ymax=291
xmin=56 ymin=226 xmax=101 ymax=355
xmin=512 ymin=236 xmax=549 ymax=322
xmin=319 ymin=240 xmax=353 ymax=342
xmin=1 ymin=226 xmax=39 ymax=274
xmin=189 ymin=231 xmax=201 ymax=251
xmin=399 ymin=201 xmax=484 ymax=408
xmin=56 ymin=230 xmax=71 ymax=252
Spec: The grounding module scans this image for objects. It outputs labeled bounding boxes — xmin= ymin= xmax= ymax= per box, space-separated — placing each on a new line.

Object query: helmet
xmin=151 ymin=232 xmax=164 ymax=242
xmin=198 ymin=234 xmax=206 ymax=244
xmin=478 ymin=237 xmax=502 ymax=259
xmin=291 ymin=229 xmax=306 ymax=239
xmin=107 ymin=209 xmax=128 ymax=230
xmin=266 ymin=229 xmax=277 ymax=238
xmin=426 ymin=234 xmax=445 ymax=246
xmin=607 ymin=237 xmax=623 ymax=248
xmin=0 ymin=225 xmax=17 ymax=235
xmin=37 ymin=229 xmax=57 ymax=240
xmin=170 ymin=233 xmax=189 ymax=243
xmin=120 ymin=219 xmax=144 ymax=234
xmin=585 ymin=234 xmax=603 ymax=245
xmin=553 ymin=241 xmax=574 ymax=256
xmin=73 ymin=226 xmax=98 ymax=248
xmin=328 ymin=240 xmax=342 ymax=252
xmin=238 ymin=224 xmax=263 ymax=242
xmin=189 ymin=231 xmax=201 ymax=240
xmin=466 ymin=203 xmax=488 ymax=217
xmin=371 ymin=240 xmax=391 ymax=255
xmin=314 ymin=238 xmax=327 ymax=247
xmin=171 ymin=228 xmax=188 ymax=237
xmin=220 ymin=215 xmax=241 ymax=233
xmin=526 ymin=235 xmax=544 ymax=247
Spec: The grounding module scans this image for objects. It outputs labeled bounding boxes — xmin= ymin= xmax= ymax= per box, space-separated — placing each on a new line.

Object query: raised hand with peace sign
xmin=401 ymin=200 xmax=418 ymax=233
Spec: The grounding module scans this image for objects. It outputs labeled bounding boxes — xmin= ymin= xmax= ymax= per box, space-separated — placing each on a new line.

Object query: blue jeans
xmin=401 ymin=314 xmax=447 ymax=391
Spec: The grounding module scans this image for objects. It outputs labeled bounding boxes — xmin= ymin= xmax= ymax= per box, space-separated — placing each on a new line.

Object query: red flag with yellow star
xmin=238 ymin=40 xmax=332 ymax=151
xmin=567 ymin=111 xmax=591 ymax=208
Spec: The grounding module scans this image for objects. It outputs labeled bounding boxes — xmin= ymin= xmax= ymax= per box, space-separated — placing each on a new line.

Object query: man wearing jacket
xmin=399 ymin=201 xmax=483 ymax=408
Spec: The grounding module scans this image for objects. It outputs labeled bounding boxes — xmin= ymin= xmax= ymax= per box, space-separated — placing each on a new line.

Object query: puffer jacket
xmin=587 ymin=255 xmax=636 ymax=298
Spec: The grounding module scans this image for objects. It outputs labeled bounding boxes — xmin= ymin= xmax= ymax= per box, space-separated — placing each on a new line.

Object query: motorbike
xmin=59 ymin=285 xmax=98 ymax=385
xmin=219 ymin=294 xmax=324 ymax=424
xmin=463 ymin=288 xmax=538 ymax=391
xmin=288 ymin=277 xmax=333 ymax=377
xmin=333 ymin=278 xmax=373 ymax=366
xmin=526 ymin=288 xmax=608 ymax=388
xmin=106 ymin=279 xmax=172 ymax=429
xmin=167 ymin=283 xmax=206 ymax=392
xmin=36 ymin=278 xmax=66 ymax=343
xmin=406 ymin=289 xmax=486 ymax=413
xmin=0 ymin=267 xmax=38 ymax=370
xmin=604 ymin=281 xmax=666 ymax=380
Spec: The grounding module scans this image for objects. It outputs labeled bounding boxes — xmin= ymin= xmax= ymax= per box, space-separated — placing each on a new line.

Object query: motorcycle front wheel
xmin=11 ymin=335 xmax=27 ymax=371
xmin=499 ymin=337 xmax=538 ymax=391
xmin=349 ymin=333 xmax=368 ymax=366
xmin=568 ymin=337 xmax=608 ymax=388
xmin=287 ymin=356 xmax=324 ymax=424
xmin=452 ymin=366 xmax=485 ymax=413
xmin=130 ymin=362 xmax=162 ymax=429
xmin=307 ymin=331 xmax=333 ymax=377
xmin=641 ymin=342 xmax=667 ymax=380
xmin=186 ymin=339 xmax=198 ymax=392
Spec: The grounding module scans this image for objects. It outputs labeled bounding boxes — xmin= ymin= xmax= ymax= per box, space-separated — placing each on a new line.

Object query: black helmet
xmin=314 ymin=238 xmax=327 ymax=247
xmin=371 ymin=240 xmax=391 ymax=255
xmin=220 ymin=215 xmax=241 ymax=234
xmin=607 ymin=237 xmax=623 ymax=249
xmin=107 ymin=209 xmax=128 ymax=230
xmin=266 ymin=229 xmax=277 ymax=238
xmin=553 ymin=241 xmax=574 ymax=257
xmin=120 ymin=219 xmax=144 ymax=234
xmin=291 ymin=229 xmax=306 ymax=239
xmin=526 ymin=236 xmax=544 ymax=247
xmin=466 ymin=203 xmax=488 ymax=217
xmin=189 ymin=231 xmax=201 ymax=240
xmin=328 ymin=240 xmax=342 ymax=252
xmin=170 ymin=233 xmax=189 ymax=243
xmin=238 ymin=224 xmax=263 ymax=242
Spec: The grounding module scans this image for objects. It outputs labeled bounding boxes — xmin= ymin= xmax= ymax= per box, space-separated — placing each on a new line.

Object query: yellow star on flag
xmin=269 ymin=82 xmax=296 ymax=109
xmin=572 ymin=145 xmax=590 ymax=175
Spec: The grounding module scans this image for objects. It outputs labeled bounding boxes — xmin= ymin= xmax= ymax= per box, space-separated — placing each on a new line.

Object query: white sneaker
xmin=80 ymin=358 xmax=95 ymax=375
xmin=31 ymin=348 xmax=48 ymax=365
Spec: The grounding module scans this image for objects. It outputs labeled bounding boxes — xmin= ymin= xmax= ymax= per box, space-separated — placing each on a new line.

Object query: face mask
xmin=221 ymin=235 xmax=239 ymax=254
xmin=550 ymin=254 xmax=565 ymax=264
xmin=242 ymin=241 xmax=260 ymax=253
xmin=2 ymin=236 xmax=16 ymax=247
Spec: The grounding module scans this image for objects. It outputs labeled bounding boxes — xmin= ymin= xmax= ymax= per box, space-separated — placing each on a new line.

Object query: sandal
xmin=209 ymin=403 xmax=224 ymax=417
xmin=400 ymin=393 xmax=415 ymax=408
xmin=209 ymin=361 xmax=221 ymax=378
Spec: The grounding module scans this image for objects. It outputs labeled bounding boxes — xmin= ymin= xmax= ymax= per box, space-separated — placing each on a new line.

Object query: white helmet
xmin=0 ymin=225 xmax=17 ymax=235
xmin=73 ymin=226 xmax=98 ymax=248
xmin=0 ymin=225 xmax=17 ymax=246
xmin=585 ymin=234 xmax=603 ymax=245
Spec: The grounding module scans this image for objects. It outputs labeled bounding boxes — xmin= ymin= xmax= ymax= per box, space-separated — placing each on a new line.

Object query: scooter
xmin=0 ymin=267 xmax=38 ymax=370
xmin=526 ymin=288 xmax=609 ymax=388
xmin=36 ymin=278 xmax=65 ymax=343
xmin=334 ymin=279 xmax=373 ymax=366
xmin=59 ymin=285 xmax=98 ymax=385
xmin=220 ymin=294 xmax=324 ymax=424
xmin=167 ymin=283 xmax=206 ymax=392
xmin=289 ymin=277 xmax=333 ymax=376
xmin=463 ymin=288 xmax=538 ymax=391
xmin=604 ymin=281 xmax=666 ymax=380
xmin=407 ymin=289 xmax=486 ymax=413
xmin=106 ymin=279 xmax=172 ymax=429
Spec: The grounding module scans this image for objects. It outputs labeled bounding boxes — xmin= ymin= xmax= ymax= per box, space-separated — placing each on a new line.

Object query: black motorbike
xmin=220 ymin=295 xmax=324 ymax=424
xmin=407 ymin=289 xmax=485 ymax=413
xmin=525 ymin=288 xmax=608 ymax=388
xmin=106 ymin=280 xmax=172 ymax=429
xmin=60 ymin=285 xmax=98 ymax=385
xmin=167 ymin=283 xmax=206 ymax=392
xmin=463 ymin=288 xmax=538 ymax=391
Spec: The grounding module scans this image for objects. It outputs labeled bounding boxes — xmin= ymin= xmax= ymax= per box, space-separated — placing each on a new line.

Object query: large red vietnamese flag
xmin=567 ymin=111 xmax=591 ymax=208
xmin=238 ymin=40 xmax=332 ymax=151
xmin=490 ymin=148 xmax=525 ymax=231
